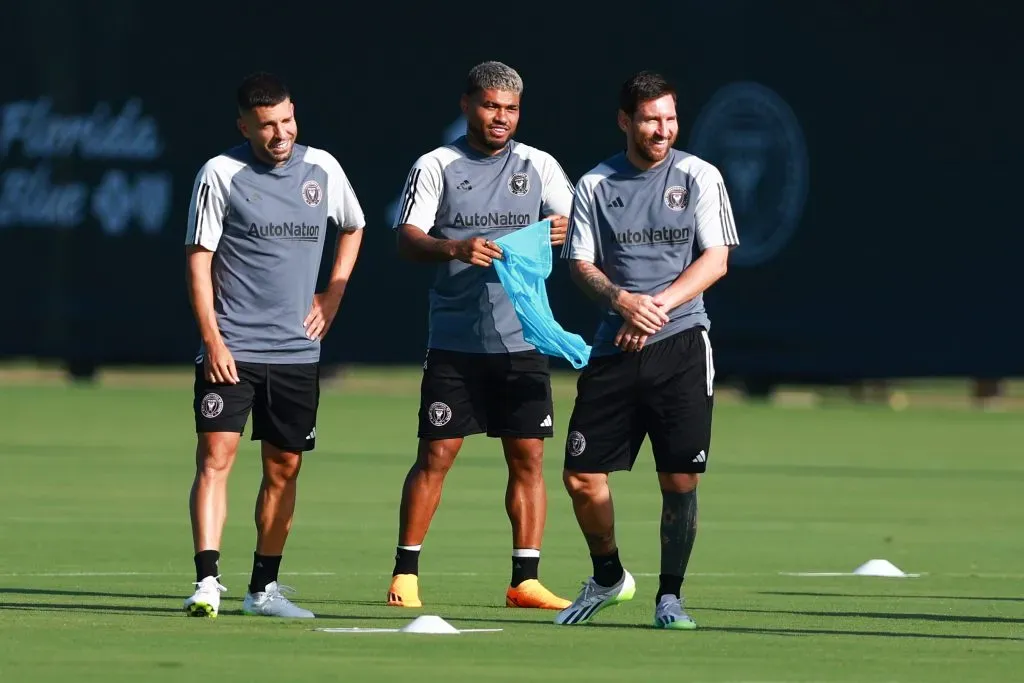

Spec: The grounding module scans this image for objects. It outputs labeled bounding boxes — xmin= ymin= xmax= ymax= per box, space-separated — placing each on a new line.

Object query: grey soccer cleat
xmin=242 ymin=581 xmax=315 ymax=618
xmin=653 ymin=593 xmax=698 ymax=630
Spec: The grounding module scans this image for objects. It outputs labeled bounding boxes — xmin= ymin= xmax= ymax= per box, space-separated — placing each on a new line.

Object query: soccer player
xmin=181 ymin=72 xmax=365 ymax=618
xmin=553 ymin=71 xmax=739 ymax=629
xmin=386 ymin=61 xmax=574 ymax=610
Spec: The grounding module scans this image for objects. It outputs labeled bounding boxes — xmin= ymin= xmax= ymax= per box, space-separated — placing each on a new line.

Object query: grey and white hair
xmin=465 ymin=61 xmax=524 ymax=96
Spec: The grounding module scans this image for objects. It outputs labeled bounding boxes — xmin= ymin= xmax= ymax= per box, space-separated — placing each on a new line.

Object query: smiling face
xmin=461 ymin=88 xmax=520 ymax=154
xmin=619 ymin=93 xmax=678 ymax=169
xmin=237 ymin=98 xmax=297 ymax=166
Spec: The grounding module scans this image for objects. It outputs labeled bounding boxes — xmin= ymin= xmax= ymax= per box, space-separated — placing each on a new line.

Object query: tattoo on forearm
xmin=573 ymin=262 xmax=621 ymax=305
xmin=660 ymin=490 xmax=698 ymax=577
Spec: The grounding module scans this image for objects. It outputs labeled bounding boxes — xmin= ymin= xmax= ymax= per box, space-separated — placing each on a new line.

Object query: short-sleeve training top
xmin=562 ymin=148 xmax=739 ymax=356
xmin=393 ymin=136 xmax=574 ymax=354
xmin=185 ymin=143 xmax=365 ymax=363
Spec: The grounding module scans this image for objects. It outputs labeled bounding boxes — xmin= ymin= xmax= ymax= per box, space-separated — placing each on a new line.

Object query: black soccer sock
xmin=657 ymin=574 xmax=684 ymax=601
xmin=248 ymin=553 xmax=282 ymax=594
xmin=659 ymin=488 xmax=698 ymax=600
xmin=194 ymin=549 xmax=220 ymax=583
xmin=392 ymin=545 xmax=421 ymax=576
xmin=510 ymin=549 xmax=540 ymax=587
xmin=591 ymin=549 xmax=624 ymax=588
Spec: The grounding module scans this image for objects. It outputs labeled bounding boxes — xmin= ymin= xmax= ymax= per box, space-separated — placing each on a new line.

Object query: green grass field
xmin=1 ymin=369 xmax=1022 ymax=682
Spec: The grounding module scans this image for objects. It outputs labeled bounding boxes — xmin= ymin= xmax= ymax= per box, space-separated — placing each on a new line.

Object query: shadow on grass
xmin=704 ymin=625 xmax=1024 ymax=642
xmin=703 ymin=604 xmax=1024 ymax=625
xmin=0 ymin=587 xmax=180 ymax=601
xmin=760 ymin=590 xmax=1024 ymax=603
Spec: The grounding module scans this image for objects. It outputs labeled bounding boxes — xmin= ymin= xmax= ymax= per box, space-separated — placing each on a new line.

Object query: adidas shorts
xmin=417 ymin=349 xmax=554 ymax=440
xmin=193 ymin=361 xmax=320 ymax=452
xmin=563 ymin=326 xmax=714 ymax=474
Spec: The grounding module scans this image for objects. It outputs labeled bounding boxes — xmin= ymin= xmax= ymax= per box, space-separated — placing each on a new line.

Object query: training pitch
xmin=0 ymin=367 xmax=1022 ymax=682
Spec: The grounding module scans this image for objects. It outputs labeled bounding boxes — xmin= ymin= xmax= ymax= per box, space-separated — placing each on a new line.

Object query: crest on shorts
xmin=200 ymin=392 xmax=224 ymax=419
xmin=301 ymin=180 xmax=323 ymax=207
xmin=427 ymin=401 xmax=452 ymax=427
xmin=567 ymin=431 xmax=587 ymax=457
xmin=664 ymin=185 xmax=688 ymax=211
xmin=507 ymin=172 xmax=530 ymax=196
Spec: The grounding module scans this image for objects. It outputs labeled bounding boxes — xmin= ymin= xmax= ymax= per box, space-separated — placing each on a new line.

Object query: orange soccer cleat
xmin=386 ymin=574 xmax=422 ymax=607
xmin=505 ymin=579 xmax=572 ymax=610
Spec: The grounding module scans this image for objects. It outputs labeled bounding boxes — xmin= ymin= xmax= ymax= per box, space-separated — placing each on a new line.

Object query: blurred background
xmin=2 ymin=3 xmax=1023 ymax=680
xmin=1 ymin=0 xmax=1019 ymax=402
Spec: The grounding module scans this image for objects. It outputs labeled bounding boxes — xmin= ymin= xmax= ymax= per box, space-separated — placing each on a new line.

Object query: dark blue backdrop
xmin=1 ymin=1 xmax=1020 ymax=381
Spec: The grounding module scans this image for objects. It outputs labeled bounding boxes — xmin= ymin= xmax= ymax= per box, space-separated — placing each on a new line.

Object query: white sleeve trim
xmin=304 ymin=147 xmax=366 ymax=231
xmin=393 ymin=148 xmax=458 ymax=233
xmin=184 ymin=155 xmax=243 ymax=251
xmin=523 ymin=147 xmax=574 ymax=218
xmin=690 ymin=162 xmax=740 ymax=250
xmin=562 ymin=168 xmax=607 ymax=263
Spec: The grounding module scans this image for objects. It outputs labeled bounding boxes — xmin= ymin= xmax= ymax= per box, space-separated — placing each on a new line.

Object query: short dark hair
xmin=236 ymin=72 xmax=290 ymax=111
xmin=619 ymin=71 xmax=676 ymax=116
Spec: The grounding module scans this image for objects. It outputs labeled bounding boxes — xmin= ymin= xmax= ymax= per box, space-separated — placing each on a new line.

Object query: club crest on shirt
xmin=301 ymin=180 xmax=323 ymax=207
xmin=664 ymin=185 xmax=688 ymax=211
xmin=507 ymin=172 xmax=530 ymax=197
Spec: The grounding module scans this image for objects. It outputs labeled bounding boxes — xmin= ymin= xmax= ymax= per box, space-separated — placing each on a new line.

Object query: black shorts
xmin=564 ymin=326 xmax=715 ymax=474
xmin=193 ymin=361 xmax=320 ymax=452
xmin=418 ymin=349 xmax=554 ymax=440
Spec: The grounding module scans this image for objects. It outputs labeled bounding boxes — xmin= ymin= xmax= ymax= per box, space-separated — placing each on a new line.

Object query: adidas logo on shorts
xmin=540 ymin=415 xmax=552 ymax=428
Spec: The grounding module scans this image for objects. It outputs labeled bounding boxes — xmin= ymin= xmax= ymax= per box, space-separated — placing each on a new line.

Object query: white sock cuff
xmin=512 ymin=548 xmax=541 ymax=558
xmin=398 ymin=544 xmax=422 ymax=551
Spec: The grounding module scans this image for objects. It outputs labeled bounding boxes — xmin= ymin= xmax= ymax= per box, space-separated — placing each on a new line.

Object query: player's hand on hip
xmin=456 ymin=237 xmax=503 ymax=267
xmin=613 ymin=292 xmax=670 ymax=335
xmin=205 ymin=342 xmax=239 ymax=384
xmin=544 ymin=214 xmax=568 ymax=248
xmin=304 ymin=291 xmax=342 ymax=341
xmin=615 ymin=322 xmax=648 ymax=352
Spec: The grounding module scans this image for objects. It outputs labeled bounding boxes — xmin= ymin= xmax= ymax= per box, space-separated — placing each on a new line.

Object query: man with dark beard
xmin=386 ymin=61 xmax=574 ymax=611
xmin=554 ymin=71 xmax=739 ymax=629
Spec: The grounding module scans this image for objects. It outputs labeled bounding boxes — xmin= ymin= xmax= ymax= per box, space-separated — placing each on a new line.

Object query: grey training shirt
xmin=393 ymin=136 xmax=574 ymax=354
xmin=562 ymin=148 xmax=739 ymax=357
xmin=185 ymin=143 xmax=365 ymax=363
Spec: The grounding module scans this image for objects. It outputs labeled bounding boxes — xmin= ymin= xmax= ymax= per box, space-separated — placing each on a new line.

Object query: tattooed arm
xmin=569 ymin=260 xmax=668 ymax=335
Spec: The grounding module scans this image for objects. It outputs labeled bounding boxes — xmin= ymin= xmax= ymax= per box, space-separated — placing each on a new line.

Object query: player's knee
xmin=505 ymin=443 xmax=544 ymax=479
xmin=196 ymin=436 xmax=238 ymax=477
xmin=659 ymin=472 xmax=699 ymax=494
xmin=269 ymin=456 xmax=302 ymax=484
xmin=563 ymin=470 xmax=606 ymax=501
xmin=417 ymin=438 xmax=460 ymax=475
xmin=260 ymin=445 xmax=302 ymax=485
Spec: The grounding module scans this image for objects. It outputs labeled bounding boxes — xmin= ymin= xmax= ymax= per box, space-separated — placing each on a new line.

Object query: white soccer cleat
xmin=183 ymin=575 xmax=227 ymax=618
xmin=553 ymin=569 xmax=636 ymax=625
xmin=653 ymin=593 xmax=698 ymax=630
xmin=242 ymin=581 xmax=315 ymax=618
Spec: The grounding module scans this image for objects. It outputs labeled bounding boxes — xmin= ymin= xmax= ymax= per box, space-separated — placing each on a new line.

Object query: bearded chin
xmin=635 ymin=143 xmax=664 ymax=164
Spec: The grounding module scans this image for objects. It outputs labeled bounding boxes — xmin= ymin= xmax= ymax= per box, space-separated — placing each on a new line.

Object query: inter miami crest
xmin=567 ymin=431 xmax=587 ymax=457
xmin=664 ymin=185 xmax=688 ymax=211
xmin=200 ymin=392 xmax=224 ymax=418
xmin=507 ymin=172 xmax=530 ymax=196
xmin=688 ymin=81 xmax=809 ymax=266
xmin=301 ymin=180 xmax=323 ymax=207
xmin=427 ymin=401 xmax=452 ymax=427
